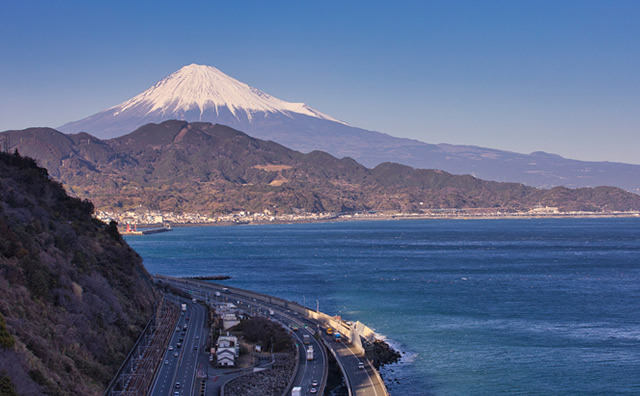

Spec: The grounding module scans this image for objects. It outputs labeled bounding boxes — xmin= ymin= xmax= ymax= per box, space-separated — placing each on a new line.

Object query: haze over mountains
xmin=58 ymin=64 xmax=640 ymax=193
xmin=3 ymin=121 xmax=640 ymax=215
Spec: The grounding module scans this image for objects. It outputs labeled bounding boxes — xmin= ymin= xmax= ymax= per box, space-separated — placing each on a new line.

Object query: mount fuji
xmin=58 ymin=64 xmax=640 ymax=193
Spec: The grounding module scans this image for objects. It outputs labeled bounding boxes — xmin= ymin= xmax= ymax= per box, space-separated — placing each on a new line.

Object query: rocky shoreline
xmin=369 ymin=339 xmax=402 ymax=369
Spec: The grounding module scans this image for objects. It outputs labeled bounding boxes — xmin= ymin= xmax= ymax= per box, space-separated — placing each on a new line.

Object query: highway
xmin=234 ymin=296 xmax=327 ymax=395
xmin=326 ymin=337 xmax=387 ymax=396
xmin=288 ymin=310 xmax=387 ymax=396
xmin=286 ymin=320 xmax=326 ymax=395
xmin=149 ymin=296 xmax=207 ymax=396
xmin=157 ymin=275 xmax=388 ymax=396
xmin=162 ymin=277 xmax=327 ymax=395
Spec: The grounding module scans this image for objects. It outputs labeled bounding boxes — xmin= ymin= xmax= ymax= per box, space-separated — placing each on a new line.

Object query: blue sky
xmin=1 ymin=0 xmax=638 ymax=164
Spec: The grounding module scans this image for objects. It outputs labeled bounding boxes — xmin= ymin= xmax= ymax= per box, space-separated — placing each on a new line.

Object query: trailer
xmin=306 ymin=346 xmax=314 ymax=361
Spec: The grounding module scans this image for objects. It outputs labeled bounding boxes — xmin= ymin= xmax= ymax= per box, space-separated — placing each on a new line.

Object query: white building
xmin=222 ymin=313 xmax=240 ymax=330
xmin=217 ymin=348 xmax=235 ymax=367
xmin=217 ymin=335 xmax=240 ymax=356
xmin=216 ymin=334 xmax=239 ymax=367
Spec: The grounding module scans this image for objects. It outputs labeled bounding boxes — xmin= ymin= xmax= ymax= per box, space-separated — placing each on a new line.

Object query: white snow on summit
xmin=112 ymin=64 xmax=347 ymax=124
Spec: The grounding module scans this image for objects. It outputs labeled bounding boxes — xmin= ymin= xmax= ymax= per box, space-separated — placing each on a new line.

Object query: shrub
xmin=0 ymin=374 xmax=19 ymax=396
xmin=0 ymin=314 xmax=14 ymax=349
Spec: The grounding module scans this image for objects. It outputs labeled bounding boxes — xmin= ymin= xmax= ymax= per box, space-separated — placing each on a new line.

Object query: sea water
xmin=126 ymin=218 xmax=640 ymax=395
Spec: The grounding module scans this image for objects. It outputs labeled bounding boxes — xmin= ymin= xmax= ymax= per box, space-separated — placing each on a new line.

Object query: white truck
xmin=306 ymin=346 xmax=314 ymax=361
xmin=181 ymin=303 xmax=187 ymax=312
xmin=291 ymin=386 xmax=302 ymax=396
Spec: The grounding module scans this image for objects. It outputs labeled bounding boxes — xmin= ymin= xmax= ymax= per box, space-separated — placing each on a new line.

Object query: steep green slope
xmin=0 ymin=151 xmax=158 ymax=395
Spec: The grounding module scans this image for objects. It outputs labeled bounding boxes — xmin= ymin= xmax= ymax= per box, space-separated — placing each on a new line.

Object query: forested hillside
xmin=3 ymin=121 xmax=640 ymax=215
xmin=0 ymin=151 xmax=158 ymax=395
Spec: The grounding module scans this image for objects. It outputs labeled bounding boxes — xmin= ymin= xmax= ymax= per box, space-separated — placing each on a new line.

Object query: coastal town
xmin=95 ymin=207 xmax=640 ymax=227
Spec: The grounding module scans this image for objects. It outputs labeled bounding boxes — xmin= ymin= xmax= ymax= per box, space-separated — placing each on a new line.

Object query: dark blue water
xmin=126 ymin=218 xmax=640 ymax=395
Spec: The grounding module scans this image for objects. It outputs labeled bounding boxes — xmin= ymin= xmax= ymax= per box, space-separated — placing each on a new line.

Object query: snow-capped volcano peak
xmin=111 ymin=63 xmax=345 ymax=124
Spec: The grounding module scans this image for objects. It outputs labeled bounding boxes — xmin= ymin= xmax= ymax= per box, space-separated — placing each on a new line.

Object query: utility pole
xmin=0 ymin=134 xmax=8 ymax=153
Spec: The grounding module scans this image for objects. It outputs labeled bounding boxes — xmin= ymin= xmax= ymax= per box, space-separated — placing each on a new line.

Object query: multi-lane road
xmin=157 ymin=275 xmax=388 ymax=396
xmin=284 ymin=305 xmax=388 ymax=396
xmin=160 ymin=277 xmax=327 ymax=395
xmin=150 ymin=296 xmax=207 ymax=396
xmin=281 ymin=313 xmax=326 ymax=395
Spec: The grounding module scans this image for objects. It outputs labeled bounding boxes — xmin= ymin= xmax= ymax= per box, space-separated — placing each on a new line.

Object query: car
xmin=194 ymin=345 xmax=198 ymax=350
xmin=176 ymin=343 xmax=182 ymax=348
xmin=358 ymin=361 xmax=365 ymax=369
xmin=168 ymin=346 xmax=174 ymax=351
xmin=174 ymin=392 xmax=180 ymax=396
xmin=185 ymin=317 xmax=190 ymax=321
xmin=311 ymin=380 xmax=318 ymax=387
xmin=173 ymin=352 xmax=179 ymax=357
xmin=196 ymin=335 xmax=199 ymax=339
xmin=175 ymin=382 xmax=181 ymax=388
xmin=164 ymin=360 xmax=169 ymax=365
xmin=309 ymin=387 xmax=317 ymax=394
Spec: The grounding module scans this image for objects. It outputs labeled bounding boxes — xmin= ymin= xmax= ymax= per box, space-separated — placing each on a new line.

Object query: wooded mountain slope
xmin=3 ymin=121 xmax=640 ymax=214
xmin=0 ymin=151 xmax=158 ymax=395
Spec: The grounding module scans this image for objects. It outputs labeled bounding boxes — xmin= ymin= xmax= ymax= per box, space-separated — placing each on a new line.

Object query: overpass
xmin=156 ymin=275 xmax=389 ymax=396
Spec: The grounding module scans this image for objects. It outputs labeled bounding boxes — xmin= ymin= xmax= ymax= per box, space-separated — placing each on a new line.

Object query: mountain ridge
xmin=5 ymin=121 xmax=640 ymax=215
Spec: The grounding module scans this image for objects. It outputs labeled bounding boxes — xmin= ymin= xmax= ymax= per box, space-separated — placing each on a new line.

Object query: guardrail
xmin=319 ymin=332 xmax=329 ymax=396
xmin=366 ymin=358 xmax=389 ymax=396
xmin=282 ymin=335 xmax=300 ymax=396
xmin=321 ymin=336 xmax=353 ymax=396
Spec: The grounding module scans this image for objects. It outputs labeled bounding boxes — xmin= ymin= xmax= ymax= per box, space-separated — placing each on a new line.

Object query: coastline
xmin=374 ymin=336 xmax=416 ymax=393
xmin=119 ymin=210 xmax=640 ymax=230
